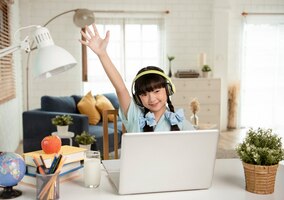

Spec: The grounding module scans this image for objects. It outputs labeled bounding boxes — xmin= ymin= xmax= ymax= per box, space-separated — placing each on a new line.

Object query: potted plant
xmin=75 ymin=131 xmax=96 ymax=150
xmin=51 ymin=115 xmax=73 ymax=134
xmin=201 ymin=65 xmax=211 ymax=78
xmin=235 ymin=127 xmax=284 ymax=194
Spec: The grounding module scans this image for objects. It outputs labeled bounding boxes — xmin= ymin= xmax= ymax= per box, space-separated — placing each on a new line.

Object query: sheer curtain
xmin=240 ymin=16 xmax=284 ymax=135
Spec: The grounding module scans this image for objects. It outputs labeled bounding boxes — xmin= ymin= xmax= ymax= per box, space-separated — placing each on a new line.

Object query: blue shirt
xmin=119 ymin=99 xmax=195 ymax=133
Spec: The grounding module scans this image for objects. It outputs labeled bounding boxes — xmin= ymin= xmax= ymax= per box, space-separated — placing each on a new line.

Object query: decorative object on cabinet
xmin=227 ymin=82 xmax=240 ymax=129
xmin=235 ymin=127 xmax=284 ymax=194
xmin=201 ymin=65 xmax=211 ymax=78
xmin=175 ymin=70 xmax=199 ymax=78
xmin=171 ymin=78 xmax=221 ymax=129
xmin=199 ymin=53 xmax=207 ymax=67
xmin=189 ymin=98 xmax=200 ymax=127
xmin=167 ymin=55 xmax=175 ymax=77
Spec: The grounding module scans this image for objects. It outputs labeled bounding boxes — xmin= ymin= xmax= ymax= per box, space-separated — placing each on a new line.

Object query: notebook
xmin=102 ymin=129 xmax=219 ymax=195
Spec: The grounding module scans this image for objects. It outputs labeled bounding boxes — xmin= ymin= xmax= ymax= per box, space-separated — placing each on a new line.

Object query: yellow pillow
xmin=95 ymin=94 xmax=115 ymax=122
xmin=77 ymin=91 xmax=101 ymax=125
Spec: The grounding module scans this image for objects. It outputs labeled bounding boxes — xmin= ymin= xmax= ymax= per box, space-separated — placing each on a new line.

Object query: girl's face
xmin=139 ymin=87 xmax=167 ymax=114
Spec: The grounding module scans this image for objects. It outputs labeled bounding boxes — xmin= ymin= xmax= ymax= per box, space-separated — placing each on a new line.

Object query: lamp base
xmin=0 ymin=186 xmax=22 ymax=199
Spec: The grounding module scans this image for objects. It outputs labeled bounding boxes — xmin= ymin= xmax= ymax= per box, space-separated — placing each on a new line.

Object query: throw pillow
xmin=95 ymin=94 xmax=115 ymax=122
xmin=77 ymin=91 xmax=101 ymax=125
xmin=103 ymin=93 xmax=119 ymax=109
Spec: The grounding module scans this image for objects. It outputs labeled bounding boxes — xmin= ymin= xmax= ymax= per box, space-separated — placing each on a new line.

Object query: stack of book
xmin=21 ymin=145 xmax=87 ymax=186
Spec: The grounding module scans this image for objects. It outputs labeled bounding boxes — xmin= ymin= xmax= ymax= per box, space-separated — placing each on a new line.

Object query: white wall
xmin=1 ymin=0 xmax=284 ymax=151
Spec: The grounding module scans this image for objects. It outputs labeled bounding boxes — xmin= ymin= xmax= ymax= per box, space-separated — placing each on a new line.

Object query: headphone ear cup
xmin=166 ymin=83 xmax=174 ymax=96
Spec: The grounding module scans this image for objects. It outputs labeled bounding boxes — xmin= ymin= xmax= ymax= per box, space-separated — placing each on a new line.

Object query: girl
xmin=80 ymin=24 xmax=194 ymax=132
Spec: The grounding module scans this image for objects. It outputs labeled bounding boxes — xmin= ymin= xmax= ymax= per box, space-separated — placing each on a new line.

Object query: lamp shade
xmin=32 ymin=26 xmax=77 ymax=78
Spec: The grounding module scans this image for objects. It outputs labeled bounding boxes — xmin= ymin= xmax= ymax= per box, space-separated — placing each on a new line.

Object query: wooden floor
xmin=218 ymin=128 xmax=247 ymax=150
xmin=16 ymin=129 xmax=246 ymax=159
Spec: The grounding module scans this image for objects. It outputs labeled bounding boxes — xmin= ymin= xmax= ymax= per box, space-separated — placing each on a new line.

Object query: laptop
xmin=102 ymin=129 xmax=219 ymax=195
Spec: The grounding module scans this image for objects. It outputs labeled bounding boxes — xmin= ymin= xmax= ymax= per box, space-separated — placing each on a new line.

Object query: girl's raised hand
xmin=79 ymin=23 xmax=110 ymax=56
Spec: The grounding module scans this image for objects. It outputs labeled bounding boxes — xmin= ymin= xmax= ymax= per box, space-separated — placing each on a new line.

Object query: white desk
xmin=17 ymin=159 xmax=284 ymax=200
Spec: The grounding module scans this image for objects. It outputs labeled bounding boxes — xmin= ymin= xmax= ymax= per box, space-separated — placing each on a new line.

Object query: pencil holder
xmin=36 ymin=173 xmax=60 ymax=200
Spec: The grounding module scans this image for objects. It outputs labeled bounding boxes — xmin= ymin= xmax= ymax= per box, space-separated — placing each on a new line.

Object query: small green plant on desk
xmin=75 ymin=131 xmax=96 ymax=145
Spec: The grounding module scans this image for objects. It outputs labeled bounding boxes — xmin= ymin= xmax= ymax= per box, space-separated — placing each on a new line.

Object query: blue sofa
xmin=22 ymin=93 xmax=123 ymax=157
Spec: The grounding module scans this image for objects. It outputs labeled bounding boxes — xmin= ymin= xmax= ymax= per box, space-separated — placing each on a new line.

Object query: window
xmin=0 ymin=1 xmax=15 ymax=104
xmin=241 ymin=21 xmax=284 ymax=133
xmin=83 ymin=18 xmax=164 ymax=94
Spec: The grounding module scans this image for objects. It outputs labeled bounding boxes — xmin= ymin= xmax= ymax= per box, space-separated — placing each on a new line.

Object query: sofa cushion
xmin=77 ymin=91 xmax=101 ymax=125
xmin=41 ymin=96 xmax=77 ymax=113
xmin=103 ymin=93 xmax=119 ymax=109
xmin=95 ymin=94 xmax=115 ymax=121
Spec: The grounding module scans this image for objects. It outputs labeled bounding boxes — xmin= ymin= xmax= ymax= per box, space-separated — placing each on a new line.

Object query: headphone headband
xmin=131 ymin=70 xmax=176 ymax=94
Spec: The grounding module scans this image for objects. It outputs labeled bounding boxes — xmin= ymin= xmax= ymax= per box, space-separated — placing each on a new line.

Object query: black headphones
xmin=131 ymin=70 xmax=176 ymax=107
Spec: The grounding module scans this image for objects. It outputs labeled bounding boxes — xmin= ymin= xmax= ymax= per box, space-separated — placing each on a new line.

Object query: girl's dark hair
xmin=134 ymin=66 xmax=167 ymax=96
xmin=134 ymin=66 xmax=180 ymax=132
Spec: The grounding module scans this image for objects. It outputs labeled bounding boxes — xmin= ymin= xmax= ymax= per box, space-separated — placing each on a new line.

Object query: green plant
xmin=236 ymin=128 xmax=284 ymax=165
xmin=51 ymin=115 xmax=73 ymax=126
xmin=75 ymin=131 xmax=96 ymax=145
xmin=201 ymin=65 xmax=211 ymax=72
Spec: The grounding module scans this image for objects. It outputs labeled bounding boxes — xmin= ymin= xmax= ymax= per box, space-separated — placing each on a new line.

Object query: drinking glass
xmin=84 ymin=151 xmax=101 ymax=188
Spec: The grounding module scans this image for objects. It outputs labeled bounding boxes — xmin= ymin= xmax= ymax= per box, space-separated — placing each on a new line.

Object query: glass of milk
xmin=84 ymin=151 xmax=101 ymax=188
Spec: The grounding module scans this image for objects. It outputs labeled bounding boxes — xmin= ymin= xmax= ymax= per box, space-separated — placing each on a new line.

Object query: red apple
xmin=41 ymin=135 xmax=62 ymax=154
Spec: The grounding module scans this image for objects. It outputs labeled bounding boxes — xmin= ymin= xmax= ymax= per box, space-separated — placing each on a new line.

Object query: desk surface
xmin=17 ymin=159 xmax=284 ymax=200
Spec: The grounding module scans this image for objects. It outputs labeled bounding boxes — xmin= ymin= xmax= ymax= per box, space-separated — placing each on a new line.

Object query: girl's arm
xmin=80 ymin=24 xmax=131 ymax=116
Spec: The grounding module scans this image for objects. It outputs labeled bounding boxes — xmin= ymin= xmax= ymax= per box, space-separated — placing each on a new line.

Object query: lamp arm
xmin=43 ymin=9 xmax=77 ymax=27
xmin=0 ymin=36 xmax=30 ymax=58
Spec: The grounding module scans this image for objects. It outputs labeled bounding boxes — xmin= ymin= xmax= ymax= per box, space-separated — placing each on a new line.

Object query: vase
xmin=242 ymin=162 xmax=278 ymax=194
xmin=56 ymin=125 xmax=69 ymax=134
xmin=168 ymin=63 xmax=172 ymax=77
xmin=190 ymin=114 xmax=199 ymax=126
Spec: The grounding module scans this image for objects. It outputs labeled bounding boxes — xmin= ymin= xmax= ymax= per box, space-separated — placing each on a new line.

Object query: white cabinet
xmin=171 ymin=78 xmax=221 ymax=129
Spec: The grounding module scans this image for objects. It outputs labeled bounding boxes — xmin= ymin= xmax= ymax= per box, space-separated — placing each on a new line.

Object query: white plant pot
xmin=202 ymin=71 xmax=209 ymax=78
xmin=56 ymin=125 xmax=69 ymax=134
xmin=79 ymin=144 xmax=91 ymax=150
